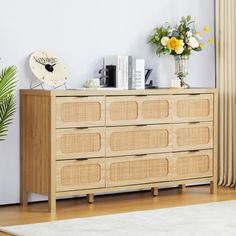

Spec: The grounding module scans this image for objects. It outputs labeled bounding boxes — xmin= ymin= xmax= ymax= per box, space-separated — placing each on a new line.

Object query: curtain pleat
xmin=216 ymin=0 xmax=236 ymax=187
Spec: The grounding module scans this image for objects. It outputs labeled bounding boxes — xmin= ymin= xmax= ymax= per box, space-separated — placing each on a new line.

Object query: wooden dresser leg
xmin=179 ymin=184 xmax=186 ymax=190
xmin=151 ymin=187 xmax=158 ymax=197
xmin=87 ymin=194 xmax=94 ymax=204
xmin=210 ymin=181 xmax=217 ymax=194
xmin=48 ymin=197 xmax=56 ymax=213
xmin=20 ymin=191 xmax=28 ymax=207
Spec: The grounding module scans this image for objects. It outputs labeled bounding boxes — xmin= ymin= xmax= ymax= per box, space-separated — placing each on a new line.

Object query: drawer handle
xmin=189 ymin=122 xmax=200 ymax=124
xmin=135 ymin=154 xmax=147 ymax=157
xmin=136 ymin=124 xmax=147 ymax=127
xmin=136 ymin=95 xmax=148 ymax=97
xmin=188 ymin=150 xmax=200 ymax=153
xmin=172 ymin=94 xmax=201 ymax=96
xmin=76 ymin=127 xmax=89 ymax=129
xmin=75 ymin=158 xmax=89 ymax=161
xmin=75 ymin=96 xmax=89 ymax=98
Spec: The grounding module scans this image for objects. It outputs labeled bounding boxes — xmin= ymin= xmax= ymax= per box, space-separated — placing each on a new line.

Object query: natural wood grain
xmin=106 ymin=125 xmax=172 ymax=157
xmin=20 ymin=94 xmax=51 ymax=198
xmin=105 ymin=154 xmax=171 ymax=187
xmin=172 ymin=122 xmax=213 ymax=151
xmin=56 ymin=97 xmax=105 ymax=128
xmin=151 ymin=187 xmax=158 ymax=196
xmin=49 ymin=95 xmax=56 ymax=213
xmin=20 ymin=93 xmax=28 ymax=207
xmin=20 ymin=88 xmax=217 ymax=97
xmin=106 ymin=95 xmax=173 ymax=126
xmin=20 ymin=89 xmax=218 ymax=213
xmin=213 ymin=91 xmax=218 ymax=194
xmin=172 ymin=94 xmax=213 ymax=122
xmin=56 ymin=128 xmax=105 ymax=160
xmin=55 ymin=177 xmax=214 ymax=197
xmin=179 ymin=184 xmax=186 ymax=190
xmin=87 ymin=194 xmax=94 ymax=204
xmin=172 ymin=150 xmax=213 ymax=180
xmin=56 ymin=158 xmax=105 ymax=191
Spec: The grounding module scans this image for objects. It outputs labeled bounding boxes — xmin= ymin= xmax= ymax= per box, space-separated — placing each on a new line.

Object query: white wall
xmin=0 ymin=0 xmax=215 ymax=205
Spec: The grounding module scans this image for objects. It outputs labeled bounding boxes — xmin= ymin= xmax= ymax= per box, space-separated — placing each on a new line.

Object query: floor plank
xmin=0 ymin=185 xmax=236 ymax=236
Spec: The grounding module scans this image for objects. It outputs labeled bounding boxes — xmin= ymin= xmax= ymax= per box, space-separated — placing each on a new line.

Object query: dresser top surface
xmin=20 ymin=88 xmax=217 ymax=96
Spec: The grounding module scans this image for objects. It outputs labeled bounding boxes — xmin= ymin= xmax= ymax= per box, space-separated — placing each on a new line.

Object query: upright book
xmin=104 ymin=55 xmax=132 ymax=89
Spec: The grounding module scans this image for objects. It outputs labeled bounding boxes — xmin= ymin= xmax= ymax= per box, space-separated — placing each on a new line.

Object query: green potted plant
xmin=0 ymin=66 xmax=17 ymax=141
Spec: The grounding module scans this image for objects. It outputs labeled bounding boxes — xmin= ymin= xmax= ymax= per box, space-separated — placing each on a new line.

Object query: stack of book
xmin=104 ymin=56 xmax=145 ymax=89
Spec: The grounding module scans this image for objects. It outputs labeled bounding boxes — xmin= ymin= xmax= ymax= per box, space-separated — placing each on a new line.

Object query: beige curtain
xmin=216 ymin=0 xmax=236 ymax=187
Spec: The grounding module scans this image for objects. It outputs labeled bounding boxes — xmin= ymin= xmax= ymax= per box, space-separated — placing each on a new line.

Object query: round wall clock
xmin=29 ymin=51 xmax=68 ymax=87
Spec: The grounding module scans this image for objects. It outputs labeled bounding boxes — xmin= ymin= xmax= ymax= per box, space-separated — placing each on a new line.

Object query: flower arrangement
xmin=149 ymin=15 xmax=213 ymax=56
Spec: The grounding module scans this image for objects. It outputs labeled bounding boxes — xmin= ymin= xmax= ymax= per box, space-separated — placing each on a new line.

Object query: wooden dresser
xmin=20 ymin=88 xmax=218 ymax=212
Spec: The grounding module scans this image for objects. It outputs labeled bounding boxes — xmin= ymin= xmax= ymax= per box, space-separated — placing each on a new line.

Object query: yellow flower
xmin=167 ymin=37 xmax=181 ymax=51
xmin=204 ymin=25 xmax=209 ymax=33
xmin=195 ymin=31 xmax=201 ymax=36
xmin=199 ymin=43 xmax=204 ymax=49
xmin=208 ymin=37 xmax=213 ymax=44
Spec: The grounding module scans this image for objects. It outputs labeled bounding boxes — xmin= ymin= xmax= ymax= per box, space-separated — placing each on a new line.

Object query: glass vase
xmin=174 ymin=55 xmax=190 ymax=88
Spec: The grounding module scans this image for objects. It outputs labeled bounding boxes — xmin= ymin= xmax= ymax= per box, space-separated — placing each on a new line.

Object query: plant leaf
xmin=0 ymin=66 xmax=17 ymax=103
xmin=0 ymin=66 xmax=17 ymax=141
xmin=0 ymin=95 xmax=16 ymax=141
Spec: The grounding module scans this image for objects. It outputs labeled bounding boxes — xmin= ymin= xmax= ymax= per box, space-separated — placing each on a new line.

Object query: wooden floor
xmin=0 ymin=185 xmax=236 ymax=235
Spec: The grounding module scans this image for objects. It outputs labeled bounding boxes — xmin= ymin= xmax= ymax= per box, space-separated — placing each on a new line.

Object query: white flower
xmin=195 ymin=33 xmax=202 ymax=40
xmin=180 ymin=40 xmax=185 ymax=46
xmin=187 ymin=36 xmax=199 ymax=49
xmin=175 ymin=46 xmax=184 ymax=55
xmin=161 ymin=37 xmax=169 ymax=46
xmin=186 ymin=31 xmax=192 ymax=38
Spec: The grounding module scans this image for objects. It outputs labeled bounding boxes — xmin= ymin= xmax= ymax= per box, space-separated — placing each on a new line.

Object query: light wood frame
xmin=20 ymin=88 xmax=218 ymax=212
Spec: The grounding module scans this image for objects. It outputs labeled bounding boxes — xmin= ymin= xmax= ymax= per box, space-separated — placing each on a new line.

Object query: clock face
xmin=29 ymin=51 xmax=68 ymax=87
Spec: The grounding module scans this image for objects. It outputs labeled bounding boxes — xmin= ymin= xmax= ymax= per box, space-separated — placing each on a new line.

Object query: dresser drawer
xmin=106 ymin=125 xmax=172 ymax=156
xmin=173 ymin=122 xmax=213 ymax=151
xmin=56 ymin=128 xmax=105 ymax=160
xmin=106 ymin=95 xmax=172 ymax=126
xmin=56 ymin=97 xmax=105 ymax=128
xmin=172 ymin=150 xmax=213 ymax=180
xmin=173 ymin=94 xmax=213 ymax=122
xmin=56 ymin=158 xmax=105 ymax=192
xmin=106 ymin=154 xmax=172 ymax=187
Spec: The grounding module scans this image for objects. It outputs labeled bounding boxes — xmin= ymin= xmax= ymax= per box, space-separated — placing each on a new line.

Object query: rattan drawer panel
xmin=56 ymin=97 xmax=105 ymax=128
xmin=106 ymin=96 xmax=172 ymax=126
xmin=56 ymin=158 xmax=105 ymax=192
xmin=173 ymin=122 xmax=213 ymax=151
xmin=173 ymin=94 xmax=213 ymax=122
xmin=56 ymin=128 xmax=105 ymax=160
xmin=106 ymin=154 xmax=173 ymax=187
xmin=172 ymin=150 xmax=213 ymax=180
xmin=106 ymin=125 xmax=172 ymax=156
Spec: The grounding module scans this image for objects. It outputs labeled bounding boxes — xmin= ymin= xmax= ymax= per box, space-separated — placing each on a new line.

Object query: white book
xmin=104 ymin=55 xmax=132 ymax=89
xmin=134 ymin=59 xmax=145 ymax=90
xmin=123 ymin=56 xmax=129 ymax=90
xmin=117 ymin=56 xmax=123 ymax=89
xmin=104 ymin=56 xmax=124 ymax=89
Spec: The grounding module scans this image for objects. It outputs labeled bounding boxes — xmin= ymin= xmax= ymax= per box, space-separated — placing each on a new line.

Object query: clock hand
xmin=45 ymin=64 xmax=54 ymax=72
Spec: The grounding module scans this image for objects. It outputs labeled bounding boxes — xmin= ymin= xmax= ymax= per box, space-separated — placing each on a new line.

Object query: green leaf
xmin=0 ymin=66 xmax=17 ymax=141
xmin=193 ymin=47 xmax=202 ymax=52
xmin=0 ymin=95 xmax=16 ymax=141
xmin=0 ymin=66 xmax=17 ymax=103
